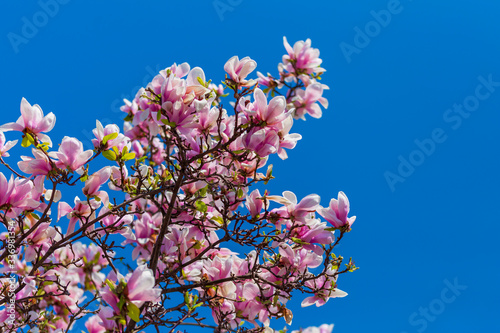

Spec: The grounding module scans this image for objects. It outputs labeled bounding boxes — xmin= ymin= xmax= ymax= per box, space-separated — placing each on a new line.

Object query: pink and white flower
xmin=224 ymin=56 xmax=257 ymax=86
xmin=0 ymin=132 xmax=17 ymax=157
xmin=317 ymin=191 xmax=356 ymax=230
xmin=49 ymin=136 xmax=93 ymax=173
xmin=0 ymin=98 xmax=56 ymax=145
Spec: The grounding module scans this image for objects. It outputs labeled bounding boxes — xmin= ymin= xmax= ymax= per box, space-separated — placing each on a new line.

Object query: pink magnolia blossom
xmin=24 ymin=222 xmax=58 ymax=261
xmin=0 ymin=132 xmax=17 ymax=157
xmin=282 ymin=37 xmax=325 ymax=76
xmin=267 ymin=191 xmax=320 ymax=220
xmin=126 ymin=265 xmax=161 ymax=305
xmin=196 ymin=106 xmax=226 ymax=135
xmin=287 ymin=218 xmax=335 ymax=253
xmin=0 ymin=98 xmax=56 ymax=144
xmin=122 ymin=212 xmax=159 ymax=260
xmin=248 ymin=88 xmax=290 ymax=127
xmin=317 ymin=191 xmax=356 ymax=230
xmin=278 ymin=243 xmax=323 ymax=271
xmin=49 ymin=136 xmax=93 ymax=172
xmin=277 ymin=117 xmax=302 ymax=160
xmin=102 ymin=265 xmax=161 ymax=314
xmin=301 ymin=267 xmax=347 ymax=307
xmin=0 ymin=173 xmax=39 ymax=217
xmin=18 ymin=148 xmax=53 ymax=176
xmin=257 ymin=71 xmax=282 ymax=90
xmin=92 ymin=120 xmax=126 ymax=149
xmin=83 ymin=167 xmax=111 ymax=197
xmin=292 ymin=83 xmax=328 ymax=119
xmin=185 ymin=67 xmax=211 ymax=101
xmin=85 ymin=315 xmax=106 ymax=333
xmin=245 ymin=189 xmax=266 ymax=217
xmin=241 ymin=128 xmax=280 ymax=157
xmin=224 ymin=56 xmax=257 ymax=86
xmin=58 ymin=196 xmax=100 ymax=235
xmin=96 ymin=307 xmax=117 ymax=331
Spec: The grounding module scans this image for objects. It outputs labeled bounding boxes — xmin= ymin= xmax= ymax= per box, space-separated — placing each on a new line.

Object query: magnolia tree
xmin=0 ymin=37 xmax=357 ymax=333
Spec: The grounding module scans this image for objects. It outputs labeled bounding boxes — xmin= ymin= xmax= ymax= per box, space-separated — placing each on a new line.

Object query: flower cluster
xmin=0 ymin=37 xmax=356 ymax=333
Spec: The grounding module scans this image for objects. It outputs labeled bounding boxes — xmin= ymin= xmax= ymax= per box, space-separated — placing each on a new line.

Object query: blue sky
xmin=1 ymin=0 xmax=500 ymax=332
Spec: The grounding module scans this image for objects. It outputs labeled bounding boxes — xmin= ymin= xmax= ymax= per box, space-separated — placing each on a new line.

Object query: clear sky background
xmin=1 ymin=0 xmax=500 ymax=332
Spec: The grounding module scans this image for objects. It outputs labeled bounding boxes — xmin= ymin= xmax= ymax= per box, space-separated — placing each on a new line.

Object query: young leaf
xmin=127 ymin=303 xmax=141 ymax=322
xmin=102 ymin=132 xmax=118 ymax=145
xmin=122 ymin=152 xmax=136 ymax=161
xmin=102 ymin=150 xmax=117 ymax=161
xmin=195 ymin=201 xmax=207 ymax=213
xmin=21 ymin=135 xmax=32 ymax=148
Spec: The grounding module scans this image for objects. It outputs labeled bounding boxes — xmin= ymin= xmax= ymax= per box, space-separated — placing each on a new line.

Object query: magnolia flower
xmin=92 ymin=120 xmax=125 ymax=149
xmin=96 ymin=307 xmax=117 ymax=331
xmin=0 ymin=98 xmax=56 ymax=145
xmin=24 ymin=223 xmax=58 ymax=261
xmin=185 ymin=67 xmax=211 ymax=100
xmin=292 ymin=83 xmax=328 ymax=119
xmin=277 ymin=116 xmax=302 ymax=160
xmin=0 ymin=132 xmax=17 ymax=157
xmin=267 ymin=191 xmax=320 ymax=219
xmin=83 ymin=167 xmax=111 ymax=197
xmin=282 ymin=37 xmax=325 ymax=76
xmin=127 ymin=265 xmax=162 ymax=305
xmin=58 ymin=196 xmax=100 ymax=235
xmin=317 ymin=191 xmax=356 ymax=230
xmin=224 ymin=56 xmax=257 ymax=86
xmin=245 ymin=189 xmax=266 ymax=217
xmin=0 ymin=173 xmax=39 ymax=217
xmin=49 ymin=136 xmax=93 ymax=173
xmin=250 ymin=88 xmax=290 ymax=127
xmin=85 ymin=315 xmax=106 ymax=333
xmin=102 ymin=265 xmax=161 ymax=314
xmin=301 ymin=266 xmax=347 ymax=308
xmin=18 ymin=149 xmax=53 ymax=176
xmin=242 ymin=128 xmax=280 ymax=157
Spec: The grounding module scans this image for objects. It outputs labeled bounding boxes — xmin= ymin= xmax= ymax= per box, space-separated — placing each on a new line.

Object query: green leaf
xmin=37 ymin=141 xmax=50 ymax=151
xmin=232 ymin=149 xmax=246 ymax=154
xmin=161 ymin=119 xmax=176 ymax=127
xmin=195 ymin=200 xmax=207 ymax=213
xmin=105 ymin=279 xmax=116 ymax=292
xmin=192 ymin=302 xmax=203 ymax=310
xmin=21 ymin=135 xmax=32 ymax=148
xmin=237 ymin=189 xmax=244 ymax=198
xmin=26 ymin=133 xmax=35 ymax=144
xmin=211 ymin=216 xmax=224 ymax=225
xmin=198 ymin=186 xmax=207 ymax=197
xmin=80 ymin=174 xmax=88 ymax=182
xmin=102 ymin=150 xmax=117 ymax=161
xmin=117 ymin=296 xmax=126 ymax=310
xmin=122 ymin=152 xmax=136 ymax=161
xmin=290 ymin=237 xmax=309 ymax=245
xmin=102 ymin=132 xmax=118 ymax=145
